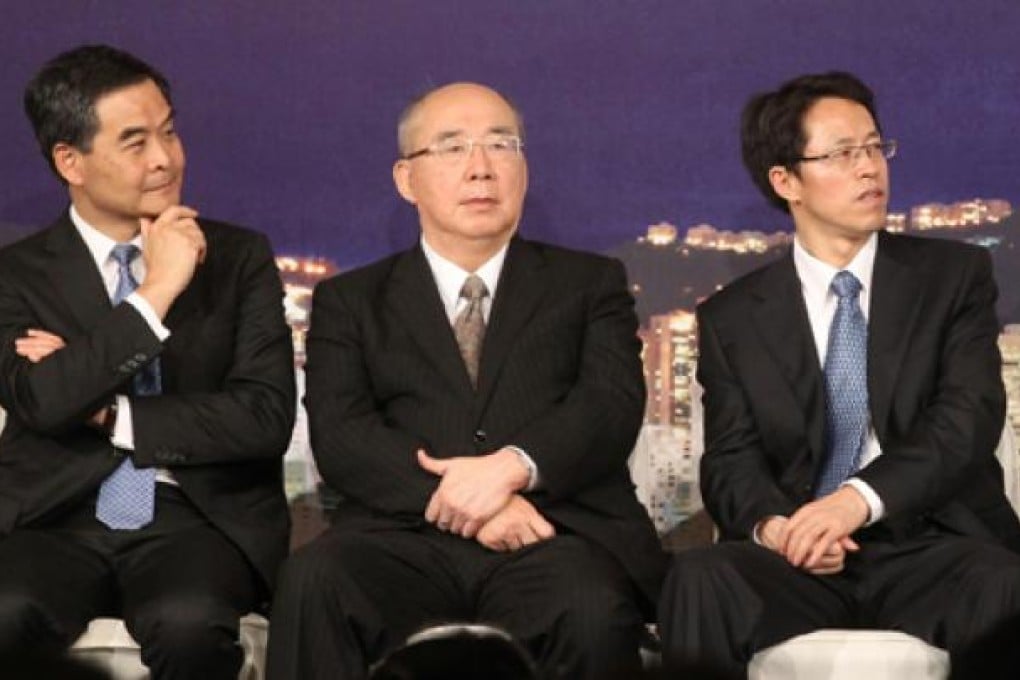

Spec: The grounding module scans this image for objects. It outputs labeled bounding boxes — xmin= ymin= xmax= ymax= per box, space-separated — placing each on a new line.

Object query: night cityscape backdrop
xmin=1 ymin=2 xmax=1018 ymax=532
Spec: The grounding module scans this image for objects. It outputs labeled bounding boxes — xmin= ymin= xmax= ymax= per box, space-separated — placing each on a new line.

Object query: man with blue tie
xmin=658 ymin=71 xmax=1020 ymax=678
xmin=0 ymin=45 xmax=295 ymax=678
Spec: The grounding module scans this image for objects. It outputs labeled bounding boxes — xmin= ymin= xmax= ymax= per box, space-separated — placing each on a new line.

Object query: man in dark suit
xmin=0 ymin=45 xmax=295 ymax=679
xmin=266 ymin=82 xmax=664 ymax=680
xmin=658 ymin=71 xmax=1020 ymax=678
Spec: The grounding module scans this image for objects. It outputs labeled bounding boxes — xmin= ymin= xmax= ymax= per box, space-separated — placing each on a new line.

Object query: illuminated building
xmin=276 ymin=256 xmax=339 ymax=363
xmin=276 ymin=256 xmax=339 ymax=500
xmin=633 ymin=310 xmax=704 ymax=530
xmin=1000 ymin=325 xmax=1020 ymax=441
xmin=911 ymin=199 xmax=1012 ymax=230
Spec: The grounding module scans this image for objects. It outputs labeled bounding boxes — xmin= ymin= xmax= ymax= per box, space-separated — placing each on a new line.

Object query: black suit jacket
xmin=0 ymin=214 xmax=295 ymax=591
xmin=697 ymin=231 xmax=1020 ymax=550
xmin=305 ymin=237 xmax=665 ymax=608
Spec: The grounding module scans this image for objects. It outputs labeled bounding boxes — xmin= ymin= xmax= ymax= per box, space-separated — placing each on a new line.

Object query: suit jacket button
xmin=473 ymin=430 xmax=487 ymax=444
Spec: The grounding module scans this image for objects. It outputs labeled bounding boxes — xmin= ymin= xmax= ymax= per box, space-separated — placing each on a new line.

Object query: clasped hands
xmin=417 ymin=448 xmax=555 ymax=552
xmin=758 ymin=486 xmax=870 ymax=575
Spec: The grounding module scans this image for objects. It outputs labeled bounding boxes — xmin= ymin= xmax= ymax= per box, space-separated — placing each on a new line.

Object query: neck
xmin=70 ymin=199 xmax=140 ymax=244
xmin=796 ymin=231 xmax=870 ymax=270
xmin=423 ymin=233 xmax=509 ymax=272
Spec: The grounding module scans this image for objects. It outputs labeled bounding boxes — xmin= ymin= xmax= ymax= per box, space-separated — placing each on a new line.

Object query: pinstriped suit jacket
xmin=305 ymin=237 xmax=666 ymax=609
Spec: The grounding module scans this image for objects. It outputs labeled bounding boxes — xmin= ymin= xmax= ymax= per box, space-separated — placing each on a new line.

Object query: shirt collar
xmin=793 ymin=231 xmax=877 ymax=304
xmin=69 ymin=205 xmax=143 ymax=270
xmin=420 ymin=237 xmax=508 ymax=310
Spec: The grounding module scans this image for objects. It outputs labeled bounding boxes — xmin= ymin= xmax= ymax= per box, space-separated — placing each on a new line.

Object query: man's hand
xmin=476 ymin=495 xmax=556 ymax=552
xmin=778 ymin=486 xmax=868 ymax=569
xmin=14 ymin=329 xmax=66 ymax=363
xmin=16 ymin=329 xmax=111 ymax=430
xmin=418 ymin=447 xmax=531 ymax=538
xmin=135 ymin=205 xmax=206 ymax=319
xmin=759 ymin=513 xmax=860 ymax=575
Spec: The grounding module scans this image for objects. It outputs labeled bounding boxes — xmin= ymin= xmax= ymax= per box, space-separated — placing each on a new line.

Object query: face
xmin=769 ymin=97 xmax=889 ymax=256
xmin=55 ymin=79 xmax=185 ymax=235
xmin=393 ymin=83 xmax=527 ymax=261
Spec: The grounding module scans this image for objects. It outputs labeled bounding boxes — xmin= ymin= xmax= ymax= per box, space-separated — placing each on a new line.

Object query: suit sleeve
xmin=304 ymin=279 xmax=437 ymax=516
xmin=129 ymin=233 xmax=296 ymax=466
xmin=856 ymin=248 xmax=1006 ymax=519
xmin=509 ymin=259 xmax=646 ymax=502
xmin=696 ymin=304 xmax=797 ymax=538
xmin=0 ymin=273 xmax=162 ymax=434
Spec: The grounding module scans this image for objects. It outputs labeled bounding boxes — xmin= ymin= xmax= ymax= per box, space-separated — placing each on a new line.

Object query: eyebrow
xmin=116 ymin=108 xmax=176 ymax=144
xmin=430 ymin=125 xmax=518 ymax=143
xmin=829 ymin=130 xmax=882 ymax=146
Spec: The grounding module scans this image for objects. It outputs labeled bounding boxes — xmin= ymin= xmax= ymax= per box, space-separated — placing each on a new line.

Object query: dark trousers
xmin=658 ymin=531 xmax=1020 ymax=679
xmin=266 ymin=524 xmax=645 ymax=680
xmin=0 ymin=484 xmax=260 ymax=680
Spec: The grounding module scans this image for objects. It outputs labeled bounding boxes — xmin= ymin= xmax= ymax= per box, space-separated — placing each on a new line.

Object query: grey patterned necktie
xmin=95 ymin=244 xmax=159 ymax=530
xmin=453 ymin=274 xmax=488 ymax=388
xmin=815 ymin=270 xmax=869 ymax=497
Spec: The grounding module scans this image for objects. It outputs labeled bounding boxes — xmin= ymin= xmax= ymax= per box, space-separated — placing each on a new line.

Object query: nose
xmin=464 ymin=142 xmax=495 ymax=181
xmin=853 ymin=146 xmax=882 ymax=177
xmin=147 ymin=136 xmax=174 ymax=170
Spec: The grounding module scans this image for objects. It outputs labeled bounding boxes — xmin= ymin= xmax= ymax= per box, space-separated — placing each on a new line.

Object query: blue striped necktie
xmin=95 ymin=244 xmax=160 ymax=530
xmin=815 ymin=270 xmax=869 ymax=498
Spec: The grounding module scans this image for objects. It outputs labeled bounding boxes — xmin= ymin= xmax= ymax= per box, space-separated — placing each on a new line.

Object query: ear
xmin=52 ymin=143 xmax=85 ymax=187
xmin=768 ymin=164 xmax=801 ymax=206
xmin=392 ymin=159 xmax=417 ymax=205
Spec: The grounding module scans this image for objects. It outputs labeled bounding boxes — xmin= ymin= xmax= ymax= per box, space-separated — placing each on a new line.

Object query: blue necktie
xmin=95 ymin=244 xmax=159 ymax=530
xmin=815 ymin=271 xmax=869 ymax=498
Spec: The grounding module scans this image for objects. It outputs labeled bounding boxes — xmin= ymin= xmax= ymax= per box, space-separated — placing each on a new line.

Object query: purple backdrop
xmin=1 ymin=1 xmax=1018 ymax=267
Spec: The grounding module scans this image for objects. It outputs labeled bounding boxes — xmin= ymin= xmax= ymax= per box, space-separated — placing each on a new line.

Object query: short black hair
xmin=24 ymin=44 xmax=172 ymax=177
xmin=740 ymin=71 xmax=880 ymax=212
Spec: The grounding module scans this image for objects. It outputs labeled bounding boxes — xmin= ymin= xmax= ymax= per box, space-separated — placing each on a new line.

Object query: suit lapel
xmin=386 ymin=246 xmax=475 ymax=399
xmin=476 ymin=239 xmax=548 ymax=407
xmin=750 ymin=254 xmax=827 ymax=463
xmin=867 ymin=232 xmax=924 ymax=441
xmin=43 ymin=215 xmax=113 ymax=333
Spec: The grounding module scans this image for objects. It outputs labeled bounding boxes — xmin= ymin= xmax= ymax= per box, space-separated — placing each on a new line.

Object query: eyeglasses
xmin=403 ymin=134 xmax=524 ymax=164
xmin=794 ymin=140 xmax=897 ymax=170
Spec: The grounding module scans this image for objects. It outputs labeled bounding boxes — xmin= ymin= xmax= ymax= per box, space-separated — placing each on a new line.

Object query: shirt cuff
xmin=843 ymin=478 xmax=885 ymax=525
xmin=111 ymin=395 xmax=135 ymax=450
xmin=751 ymin=519 xmax=766 ymax=546
xmin=505 ymin=445 xmax=540 ymax=492
xmin=125 ymin=292 xmax=170 ymax=341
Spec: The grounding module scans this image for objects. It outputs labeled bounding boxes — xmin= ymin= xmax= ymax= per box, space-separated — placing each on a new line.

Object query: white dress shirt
xmin=69 ymin=206 xmax=175 ymax=484
xmin=792 ymin=232 xmax=885 ymax=524
xmin=420 ymin=237 xmax=539 ymax=490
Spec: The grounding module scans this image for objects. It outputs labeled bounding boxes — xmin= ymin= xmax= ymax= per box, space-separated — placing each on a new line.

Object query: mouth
xmin=460 ymin=197 xmax=498 ymax=208
xmin=856 ymin=188 xmax=885 ymax=203
xmin=145 ymin=177 xmax=180 ymax=194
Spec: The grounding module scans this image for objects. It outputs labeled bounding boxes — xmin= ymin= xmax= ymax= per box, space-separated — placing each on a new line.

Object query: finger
xmin=787 ymin=526 xmax=823 ymax=566
xmin=417 ymin=449 xmax=446 ymax=475
xmin=424 ymin=492 xmax=441 ymax=523
xmin=25 ymin=329 xmax=64 ymax=342
xmin=194 ymin=233 xmax=208 ymax=264
xmin=806 ymin=527 xmax=843 ymax=567
xmin=449 ymin=513 xmax=466 ymax=536
xmin=157 ymin=205 xmax=199 ymax=225
xmin=531 ymin=516 xmax=556 ymax=540
xmin=139 ymin=216 xmax=153 ymax=236
xmin=460 ymin=518 xmax=481 ymax=539
xmin=518 ymin=524 xmax=541 ymax=546
xmin=840 ymin=536 xmax=860 ymax=552
xmin=17 ymin=337 xmax=63 ymax=351
xmin=807 ymin=563 xmax=844 ymax=576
